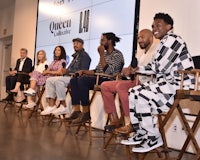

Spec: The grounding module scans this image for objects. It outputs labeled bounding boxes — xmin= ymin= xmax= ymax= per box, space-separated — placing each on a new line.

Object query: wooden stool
xmin=140 ymin=69 xmax=200 ymax=160
xmin=28 ymin=85 xmax=45 ymax=119
xmin=103 ymin=97 xmax=127 ymax=150
xmin=70 ymin=73 xmax=119 ymax=144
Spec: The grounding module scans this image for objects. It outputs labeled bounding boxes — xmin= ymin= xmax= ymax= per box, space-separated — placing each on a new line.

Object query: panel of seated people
xmin=35 ymin=86 xmax=200 ymax=154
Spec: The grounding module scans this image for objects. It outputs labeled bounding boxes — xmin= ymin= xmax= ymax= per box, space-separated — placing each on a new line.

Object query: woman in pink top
xmin=24 ymin=46 xmax=68 ymax=108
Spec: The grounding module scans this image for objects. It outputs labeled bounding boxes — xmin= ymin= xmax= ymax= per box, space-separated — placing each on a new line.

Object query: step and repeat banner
xmin=35 ymin=0 xmax=138 ymax=68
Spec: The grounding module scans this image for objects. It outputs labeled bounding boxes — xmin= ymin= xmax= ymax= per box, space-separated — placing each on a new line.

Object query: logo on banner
xmin=49 ymin=19 xmax=71 ymax=37
xmin=79 ymin=10 xmax=90 ymax=33
xmin=53 ymin=0 xmax=74 ymax=5
xmin=53 ymin=0 xmax=64 ymax=6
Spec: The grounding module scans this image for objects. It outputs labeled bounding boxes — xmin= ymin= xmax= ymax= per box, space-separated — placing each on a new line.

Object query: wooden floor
xmin=0 ymin=102 xmax=196 ymax=160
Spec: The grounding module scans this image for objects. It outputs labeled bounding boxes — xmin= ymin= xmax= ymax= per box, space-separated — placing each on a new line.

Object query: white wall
xmin=0 ymin=4 xmax=15 ymax=99
xmin=0 ymin=5 xmax=15 ymax=38
xmin=139 ymin=0 xmax=200 ymax=56
xmin=11 ymin=0 xmax=38 ymax=68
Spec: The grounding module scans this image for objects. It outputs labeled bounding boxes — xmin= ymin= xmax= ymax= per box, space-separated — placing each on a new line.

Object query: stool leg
xmin=73 ymin=90 xmax=97 ymax=141
xmin=28 ymin=105 xmax=37 ymax=119
xmin=194 ymin=150 xmax=200 ymax=160
xmin=75 ymin=124 xmax=82 ymax=135
xmin=158 ymin=115 xmax=170 ymax=159
xmin=17 ymin=103 xmax=23 ymax=113
xmin=28 ymin=86 xmax=45 ymax=119
xmin=88 ymin=120 xmax=92 ymax=145
xmin=3 ymin=101 xmax=12 ymax=111
xmin=103 ymin=133 xmax=114 ymax=149
xmin=177 ymin=110 xmax=200 ymax=160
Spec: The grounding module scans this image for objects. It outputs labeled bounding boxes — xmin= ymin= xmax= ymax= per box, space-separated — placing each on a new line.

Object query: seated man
xmin=101 ymin=29 xmax=158 ymax=132
xmin=121 ymin=13 xmax=194 ymax=153
xmin=68 ymin=32 xmax=124 ymax=124
xmin=3 ymin=48 xmax=32 ymax=101
xmin=40 ymin=38 xmax=91 ymax=115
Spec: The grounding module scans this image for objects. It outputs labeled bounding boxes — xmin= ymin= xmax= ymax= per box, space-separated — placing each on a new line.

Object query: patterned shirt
xmin=143 ymin=30 xmax=194 ymax=86
xmin=48 ymin=59 xmax=67 ymax=71
xmin=95 ymin=49 xmax=124 ymax=75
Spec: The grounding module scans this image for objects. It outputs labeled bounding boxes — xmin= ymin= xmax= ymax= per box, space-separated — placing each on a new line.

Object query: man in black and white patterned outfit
xmin=121 ymin=13 xmax=194 ymax=152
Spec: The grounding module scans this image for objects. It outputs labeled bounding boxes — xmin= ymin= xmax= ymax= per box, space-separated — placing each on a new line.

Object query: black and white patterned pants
xmin=129 ymin=80 xmax=178 ymax=136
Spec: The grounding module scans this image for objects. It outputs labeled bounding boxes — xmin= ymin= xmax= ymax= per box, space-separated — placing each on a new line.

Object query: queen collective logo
xmin=49 ymin=19 xmax=71 ymax=37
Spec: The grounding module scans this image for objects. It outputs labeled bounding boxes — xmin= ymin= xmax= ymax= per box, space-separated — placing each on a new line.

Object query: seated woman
xmin=23 ymin=50 xmax=48 ymax=108
xmin=24 ymin=46 xmax=68 ymax=109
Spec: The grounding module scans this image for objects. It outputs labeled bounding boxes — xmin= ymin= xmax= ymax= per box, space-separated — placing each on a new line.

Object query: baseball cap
xmin=72 ymin=38 xmax=84 ymax=44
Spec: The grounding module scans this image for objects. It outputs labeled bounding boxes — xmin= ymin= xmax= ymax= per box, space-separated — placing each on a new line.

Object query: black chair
xmin=192 ymin=56 xmax=200 ymax=69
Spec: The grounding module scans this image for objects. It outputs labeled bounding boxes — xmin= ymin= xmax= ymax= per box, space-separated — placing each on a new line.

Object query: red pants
xmin=101 ymin=80 xmax=137 ymax=116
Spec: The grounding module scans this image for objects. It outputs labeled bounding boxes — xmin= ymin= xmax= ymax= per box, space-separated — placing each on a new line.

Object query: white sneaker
xmin=121 ymin=129 xmax=147 ymax=145
xmin=24 ymin=88 xmax=36 ymax=96
xmin=40 ymin=106 xmax=57 ymax=115
xmin=25 ymin=102 xmax=36 ymax=109
xmin=132 ymin=135 xmax=163 ymax=153
xmin=52 ymin=105 xmax=67 ymax=116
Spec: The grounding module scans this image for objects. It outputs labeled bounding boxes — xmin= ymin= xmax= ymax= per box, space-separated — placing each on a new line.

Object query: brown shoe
xmin=104 ymin=112 xmax=122 ymax=131
xmin=115 ymin=124 xmax=135 ymax=134
xmin=72 ymin=112 xmax=91 ymax=124
xmin=104 ymin=120 xmax=121 ymax=131
xmin=65 ymin=111 xmax=81 ymax=121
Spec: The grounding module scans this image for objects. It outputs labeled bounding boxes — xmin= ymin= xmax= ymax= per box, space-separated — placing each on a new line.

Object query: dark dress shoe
xmin=104 ymin=120 xmax=121 ymax=132
xmin=72 ymin=112 xmax=91 ymax=124
xmin=65 ymin=111 xmax=81 ymax=121
xmin=2 ymin=94 xmax=14 ymax=102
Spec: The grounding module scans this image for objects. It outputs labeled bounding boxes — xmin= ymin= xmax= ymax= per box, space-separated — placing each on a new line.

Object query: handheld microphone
xmin=131 ymin=57 xmax=138 ymax=68
xmin=45 ymin=65 xmax=48 ymax=70
xmin=75 ymin=72 xmax=79 ymax=77
xmin=9 ymin=68 xmax=12 ymax=71
xmin=129 ymin=57 xmax=138 ymax=80
xmin=62 ymin=62 xmax=66 ymax=68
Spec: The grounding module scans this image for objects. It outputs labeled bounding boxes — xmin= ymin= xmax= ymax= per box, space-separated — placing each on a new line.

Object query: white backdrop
xmin=36 ymin=0 xmax=138 ymax=68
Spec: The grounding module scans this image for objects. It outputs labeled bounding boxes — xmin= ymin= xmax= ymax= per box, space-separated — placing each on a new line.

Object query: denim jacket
xmin=66 ymin=49 xmax=91 ymax=75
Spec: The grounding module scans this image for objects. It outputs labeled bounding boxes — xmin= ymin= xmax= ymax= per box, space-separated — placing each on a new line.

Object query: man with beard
xmin=121 ymin=13 xmax=194 ymax=153
xmin=101 ymin=29 xmax=158 ymax=132
xmin=67 ymin=32 xmax=124 ymax=124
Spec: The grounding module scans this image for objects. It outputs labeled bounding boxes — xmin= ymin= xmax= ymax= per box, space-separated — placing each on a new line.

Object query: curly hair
xmin=154 ymin=13 xmax=174 ymax=28
xmin=53 ymin=45 xmax=66 ymax=60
